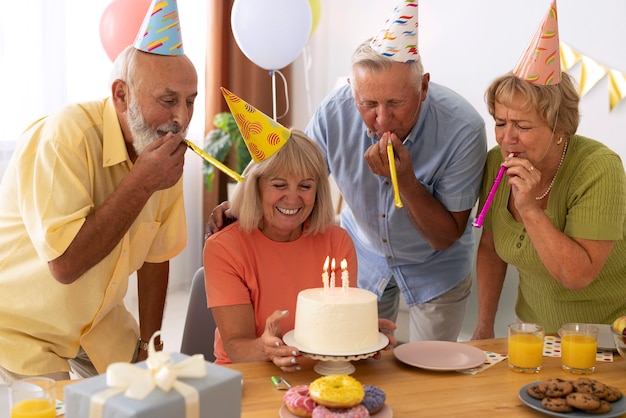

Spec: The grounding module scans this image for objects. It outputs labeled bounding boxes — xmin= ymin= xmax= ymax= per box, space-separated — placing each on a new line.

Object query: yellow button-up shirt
xmin=0 ymin=98 xmax=186 ymax=375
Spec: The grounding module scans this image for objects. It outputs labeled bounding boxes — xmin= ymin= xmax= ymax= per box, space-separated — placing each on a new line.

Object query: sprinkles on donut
xmin=284 ymin=384 xmax=318 ymax=417
xmin=312 ymin=404 xmax=370 ymax=417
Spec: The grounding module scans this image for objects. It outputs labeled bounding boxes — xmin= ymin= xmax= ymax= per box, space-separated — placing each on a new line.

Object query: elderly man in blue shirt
xmin=305 ymin=5 xmax=486 ymax=342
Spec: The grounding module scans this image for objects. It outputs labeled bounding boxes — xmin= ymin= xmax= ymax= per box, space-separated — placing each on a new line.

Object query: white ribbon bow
xmin=106 ymin=331 xmax=206 ymax=399
xmin=89 ymin=331 xmax=206 ymax=418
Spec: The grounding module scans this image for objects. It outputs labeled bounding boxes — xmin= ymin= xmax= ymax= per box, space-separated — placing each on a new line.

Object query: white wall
xmin=292 ymin=0 xmax=626 ymax=152
xmin=290 ymin=0 xmax=626 ymax=339
xmin=0 ymin=1 xmax=206 ymax=291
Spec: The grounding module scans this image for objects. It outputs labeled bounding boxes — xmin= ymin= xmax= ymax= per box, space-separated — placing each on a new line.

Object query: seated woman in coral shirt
xmin=203 ymin=90 xmax=395 ymax=371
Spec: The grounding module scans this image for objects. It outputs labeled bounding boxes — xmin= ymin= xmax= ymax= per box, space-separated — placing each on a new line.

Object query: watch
xmin=137 ymin=338 xmax=163 ymax=352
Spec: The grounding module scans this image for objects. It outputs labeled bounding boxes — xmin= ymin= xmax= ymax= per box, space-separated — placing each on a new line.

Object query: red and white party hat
xmin=220 ymin=88 xmax=291 ymax=163
xmin=513 ymin=0 xmax=561 ymax=85
xmin=134 ymin=0 xmax=184 ymax=56
xmin=370 ymin=1 xmax=419 ymax=63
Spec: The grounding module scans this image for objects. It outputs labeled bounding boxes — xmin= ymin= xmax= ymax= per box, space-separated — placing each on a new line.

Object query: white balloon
xmin=231 ymin=0 xmax=312 ymax=71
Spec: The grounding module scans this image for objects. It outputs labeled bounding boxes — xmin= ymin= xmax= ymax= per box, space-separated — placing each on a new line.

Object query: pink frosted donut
xmin=311 ymin=405 xmax=370 ymax=418
xmin=284 ymin=385 xmax=318 ymax=417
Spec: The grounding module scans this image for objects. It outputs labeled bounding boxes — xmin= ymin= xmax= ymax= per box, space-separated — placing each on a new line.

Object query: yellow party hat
xmin=513 ymin=0 xmax=561 ymax=85
xmin=220 ymin=88 xmax=291 ymax=163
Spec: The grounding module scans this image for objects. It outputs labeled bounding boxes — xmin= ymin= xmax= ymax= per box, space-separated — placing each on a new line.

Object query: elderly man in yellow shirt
xmin=0 ymin=1 xmax=197 ymax=383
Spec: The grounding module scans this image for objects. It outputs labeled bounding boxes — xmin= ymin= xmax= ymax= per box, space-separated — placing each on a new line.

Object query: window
xmin=0 ymin=0 xmax=205 ymax=176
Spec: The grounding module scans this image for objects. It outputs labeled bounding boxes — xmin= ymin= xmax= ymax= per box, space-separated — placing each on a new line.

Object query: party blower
xmin=387 ymin=133 xmax=403 ymax=209
xmin=472 ymin=153 xmax=513 ymax=228
xmin=184 ymin=139 xmax=244 ymax=183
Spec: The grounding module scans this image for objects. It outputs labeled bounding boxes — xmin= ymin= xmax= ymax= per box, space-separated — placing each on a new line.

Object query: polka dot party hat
xmin=513 ymin=0 xmax=561 ymax=85
xmin=134 ymin=0 xmax=184 ymax=56
xmin=370 ymin=0 xmax=419 ymax=63
xmin=220 ymin=87 xmax=291 ymax=163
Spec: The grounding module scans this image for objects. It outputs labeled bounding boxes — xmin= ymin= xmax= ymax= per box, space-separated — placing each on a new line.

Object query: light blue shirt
xmin=305 ymin=83 xmax=487 ymax=306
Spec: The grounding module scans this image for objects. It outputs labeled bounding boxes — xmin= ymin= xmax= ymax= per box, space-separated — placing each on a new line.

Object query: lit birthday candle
xmin=322 ymin=256 xmax=330 ymax=293
xmin=341 ymin=259 xmax=348 ymax=291
xmin=330 ymin=258 xmax=336 ymax=293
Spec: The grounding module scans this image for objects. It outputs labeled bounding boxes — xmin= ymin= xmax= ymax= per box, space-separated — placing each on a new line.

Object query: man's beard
xmin=127 ymin=95 xmax=186 ymax=155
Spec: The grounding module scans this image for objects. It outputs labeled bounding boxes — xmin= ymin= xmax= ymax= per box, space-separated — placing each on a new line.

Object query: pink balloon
xmin=99 ymin=0 xmax=152 ymax=62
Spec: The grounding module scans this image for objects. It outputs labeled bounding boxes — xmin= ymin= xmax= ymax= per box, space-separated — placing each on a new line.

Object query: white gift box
xmin=64 ymin=351 xmax=242 ymax=418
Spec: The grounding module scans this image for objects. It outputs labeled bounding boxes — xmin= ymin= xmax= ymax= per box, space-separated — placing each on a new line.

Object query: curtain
xmin=203 ymin=0 xmax=293 ymax=225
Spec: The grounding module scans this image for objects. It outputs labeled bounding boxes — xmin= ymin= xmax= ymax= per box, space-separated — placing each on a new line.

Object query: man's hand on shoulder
xmin=204 ymin=201 xmax=236 ymax=239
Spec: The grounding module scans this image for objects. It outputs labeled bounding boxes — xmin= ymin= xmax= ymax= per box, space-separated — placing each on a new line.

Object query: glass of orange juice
xmin=10 ymin=377 xmax=56 ymax=418
xmin=559 ymin=323 xmax=599 ymax=374
xmin=507 ymin=322 xmax=544 ymax=373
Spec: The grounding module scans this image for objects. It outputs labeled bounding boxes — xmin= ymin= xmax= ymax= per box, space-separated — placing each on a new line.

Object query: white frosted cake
xmin=293 ymin=287 xmax=380 ymax=353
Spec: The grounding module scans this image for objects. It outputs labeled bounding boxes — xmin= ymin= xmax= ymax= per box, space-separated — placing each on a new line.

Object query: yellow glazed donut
xmin=308 ymin=375 xmax=365 ymax=408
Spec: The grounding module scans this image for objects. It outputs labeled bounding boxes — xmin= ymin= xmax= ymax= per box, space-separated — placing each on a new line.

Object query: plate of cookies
xmin=519 ymin=377 xmax=626 ymax=417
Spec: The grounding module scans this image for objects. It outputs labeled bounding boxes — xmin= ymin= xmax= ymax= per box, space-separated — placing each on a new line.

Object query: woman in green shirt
xmin=472 ymin=71 xmax=626 ymax=337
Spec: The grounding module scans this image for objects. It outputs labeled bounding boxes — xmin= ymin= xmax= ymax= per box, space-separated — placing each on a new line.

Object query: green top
xmin=480 ymin=135 xmax=626 ymax=333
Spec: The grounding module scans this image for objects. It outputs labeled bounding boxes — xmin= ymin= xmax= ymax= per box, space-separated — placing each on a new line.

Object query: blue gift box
xmin=64 ymin=353 xmax=242 ymax=418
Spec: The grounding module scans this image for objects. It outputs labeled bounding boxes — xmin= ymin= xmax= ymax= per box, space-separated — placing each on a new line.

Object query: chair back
xmin=180 ymin=267 xmax=216 ymax=362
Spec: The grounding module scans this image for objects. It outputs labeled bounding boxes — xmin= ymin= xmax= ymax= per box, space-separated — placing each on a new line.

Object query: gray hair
xmin=351 ymin=39 xmax=425 ymax=93
xmin=108 ymin=45 xmax=140 ymax=88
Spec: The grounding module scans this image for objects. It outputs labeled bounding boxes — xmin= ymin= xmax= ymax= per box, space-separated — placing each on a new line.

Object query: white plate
xmin=593 ymin=324 xmax=617 ymax=351
xmin=518 ymin=382 xmax=626 ymax=417
xmin=393 ymin=341 xmax=486 ymax=371
xmin=279 ymin=404 xmax=393 ymax=417
xmin=282 ymin=331 xmax=389 ymax=357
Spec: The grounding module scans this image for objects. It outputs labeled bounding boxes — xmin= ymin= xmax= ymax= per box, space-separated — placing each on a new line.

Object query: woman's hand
xmin=502 ymin=156 xmax=544 ymax=212
xmin=261 ymin=310 xmax=302 ymax=372
xmin=372 ymin=318 xmax=397 ymax=359
xmin=378 ymin=318 xmax=397 ymax=347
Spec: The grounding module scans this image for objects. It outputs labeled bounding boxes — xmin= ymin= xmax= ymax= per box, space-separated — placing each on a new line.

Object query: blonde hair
xmin=485 ymin=72 xmax=580 ymax=138
xmin=230 ymin=129 xmax=334 ymax=234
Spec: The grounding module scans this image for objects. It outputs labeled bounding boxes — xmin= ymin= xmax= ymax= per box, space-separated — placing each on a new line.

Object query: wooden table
xmin=56 ymin=338 xmax=626 ymax=417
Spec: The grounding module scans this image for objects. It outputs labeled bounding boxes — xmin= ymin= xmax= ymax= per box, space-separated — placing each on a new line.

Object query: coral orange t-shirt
xmin=203 ymin=222 xmax=357 ymax=364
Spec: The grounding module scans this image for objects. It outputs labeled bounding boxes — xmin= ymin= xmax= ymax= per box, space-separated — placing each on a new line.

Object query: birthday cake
xmin=293 ymin=287 xmax=380 ymax=354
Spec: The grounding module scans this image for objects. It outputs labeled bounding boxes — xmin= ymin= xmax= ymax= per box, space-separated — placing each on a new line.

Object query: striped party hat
xmin=513 ymin=0 xmax=561 ymax=85
xmin=220 ymin=88 xmax=291 ymax=163
xmin=134 ymin=0 xmax=184 ymax=56
xmin=370 ymin=1 xmax=419 ymax=63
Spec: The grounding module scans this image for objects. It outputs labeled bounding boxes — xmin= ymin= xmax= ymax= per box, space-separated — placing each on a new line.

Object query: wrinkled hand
xmin=373 ymin=318 xmax=397 ymax=359
xmin=204 ymin=201 xmax=236 ymax=239
xmin=363 ymin=132 xmax=414 ymax=182
xmin=471 ymin=324 xmax=495 ymax=341
xmin=502 ymin=155 xmax=544 ymax=212
xmin=261 ymin=310 xmax=301 ymax=372
xmin=133 ymin=132 xmax=187 ymax=192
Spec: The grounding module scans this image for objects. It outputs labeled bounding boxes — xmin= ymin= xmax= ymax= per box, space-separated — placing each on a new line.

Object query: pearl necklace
xmin=535 ymin=139 xmax=569 ymax=200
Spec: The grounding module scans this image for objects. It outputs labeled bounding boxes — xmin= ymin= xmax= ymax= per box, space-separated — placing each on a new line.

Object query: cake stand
xmin=282 ymin=332 xmax=389 ymax=375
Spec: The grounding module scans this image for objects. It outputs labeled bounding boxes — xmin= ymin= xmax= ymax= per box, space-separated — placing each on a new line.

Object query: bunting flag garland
xmin=578 ymin=55 xmax=607 ymax=97
xmin=560 ymin=41 xmax=626 ymax=111
xmin=608 ymin=69 xmax=626 ymax=111
xmin=559 ymin=42 xmax=581 ymax=71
